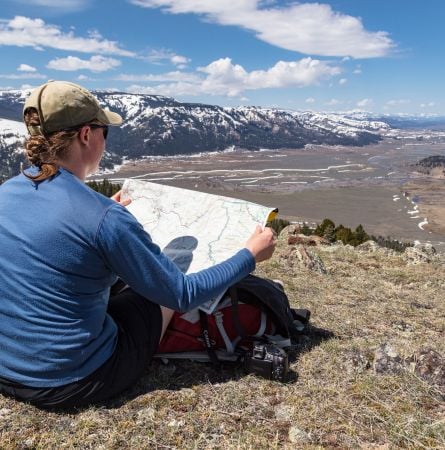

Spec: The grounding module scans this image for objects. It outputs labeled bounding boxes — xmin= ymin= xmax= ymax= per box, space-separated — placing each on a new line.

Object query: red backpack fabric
xmin=156 ymin=274 xmax=311 ymax=362
xmin=158 ymin=296 xmax=275 ymax=354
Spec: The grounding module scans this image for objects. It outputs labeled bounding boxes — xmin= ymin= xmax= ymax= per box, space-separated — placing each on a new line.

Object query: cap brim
xmin=97 ymin=108 xmax=123 ymax=126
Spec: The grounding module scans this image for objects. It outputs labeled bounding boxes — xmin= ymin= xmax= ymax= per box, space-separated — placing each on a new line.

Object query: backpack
xmin=156 ymin=275 xmax=310 ymax=372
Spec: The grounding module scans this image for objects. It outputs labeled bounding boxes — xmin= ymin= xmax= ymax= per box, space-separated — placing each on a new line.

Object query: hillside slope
xmin=0 ymin=236 xmax=443 ymax=448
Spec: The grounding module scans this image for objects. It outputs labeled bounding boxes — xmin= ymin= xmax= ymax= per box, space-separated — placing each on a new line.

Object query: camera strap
xmin=199 ymin=310 xmax=221 ymax=369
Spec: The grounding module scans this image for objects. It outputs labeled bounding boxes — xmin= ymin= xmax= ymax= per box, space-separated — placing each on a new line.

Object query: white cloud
xmin=386 ymin=99 xmax=410 ymax=106
xmin=0 ymin=72 xmax=46 ymax=79
xmin=14 ymin=0 xmax=88 ymax=9
xmin=126 ymin=82 xmax=199 ymax=96
xmin=198 ymin=57 xmax=341 ymax=96
xmin=339 ymin=78 xmax=347 ymax=85
xmin=130 ymin=0 xmax=394 ymax=58
xmin=47 ymin=55 xmax=121 ymax=72
xmin=357 ymin=98 xmax=373 ymax=108
xmin=0 ymin=16 xmax=134 ymax=56
xmin=145 ymin=49 xmax=191 ymax=66
xmin=17 ymin=63 xmax=37 ymax=72
xmin=124 ymin=57 xmax=341 ymax=97
xmin=420 ymin=101 xmax=436 ymax=108
xmin=171 ymin=55 xmax=190 ymax=65
xmin=305 ymin=97 xmax=315 ymax=104
xmin=325 ymin=98 xmax=341 ymax=106
xmin=118 ymin=71 xmax=201 ymax=83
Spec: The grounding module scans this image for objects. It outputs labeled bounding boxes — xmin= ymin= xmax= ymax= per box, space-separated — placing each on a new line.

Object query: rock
xmin=0 ymin=408 xmax=12 ymax=419
xmin=280 ymin=224 xmax=301 ymax=237
xmin=407 ymin=348 xmax=445 ymax=395
xmin=343 ymin=349 xmax=371 ymax=375
xmin=168 ymin=418 xmax=185 ymax=427
xmin=136 ymin=407 xmax=156 ymax=423
xmin=404 ymin=243 xmax=436 ymax=264
xmin=356 ymin=240 xmax=380 ymax=252
xmin=274 ymin=404 xmax=294 ymax=421
xmin=393 ymin=320 xmax=413 ymax=332
xmin=288 ymin=425 xmax=311 ymax=444
xmin=288 ymin=234 xmax=328 ymax=247
xmin=373 ymin=343 xmax=404 ymax=374
xmin=278 ymin=244 xmax=328 ymax=273
xmin=415 ymin=242 xmax=436 ymax=255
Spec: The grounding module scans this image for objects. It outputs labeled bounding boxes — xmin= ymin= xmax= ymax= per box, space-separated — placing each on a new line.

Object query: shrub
xmin=87 ymin=179 xmax=122 ymax=197
xmin=268 ymin=218 xmax=291 ymax=235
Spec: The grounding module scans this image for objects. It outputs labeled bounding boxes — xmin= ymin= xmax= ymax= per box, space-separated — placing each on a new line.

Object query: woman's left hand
xmin=111 ymin=190 xmax=132 ymax=207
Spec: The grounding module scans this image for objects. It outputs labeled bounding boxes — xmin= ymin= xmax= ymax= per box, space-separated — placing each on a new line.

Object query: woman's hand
xmin=111 ymin=190 xmax=132 ymax=207
xmin=244 ymin=225 xmax=277 ymax=263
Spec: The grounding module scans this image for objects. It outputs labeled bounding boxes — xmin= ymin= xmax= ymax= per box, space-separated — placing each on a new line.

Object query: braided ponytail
xmin=23 ymin=108 xmax=78 ymax=181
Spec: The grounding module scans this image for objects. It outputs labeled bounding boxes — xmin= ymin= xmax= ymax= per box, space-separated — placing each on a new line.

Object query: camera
xmin=244 ymin=343 xmax=289 ymax=381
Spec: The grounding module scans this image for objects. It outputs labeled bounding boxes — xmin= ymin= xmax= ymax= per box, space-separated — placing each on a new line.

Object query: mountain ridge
xmin=0 ymin=89 xmax=389 ymax=179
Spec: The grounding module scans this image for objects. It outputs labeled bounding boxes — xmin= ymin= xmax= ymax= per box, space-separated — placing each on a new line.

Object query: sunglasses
xmin=88 ymin=124 xmax=109 ymax=140
xmin=61 ymin=123 xmax=109 ymax=140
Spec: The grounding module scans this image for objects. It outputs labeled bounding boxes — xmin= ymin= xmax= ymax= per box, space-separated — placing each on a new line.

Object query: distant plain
xmin=107 ymin=136 xmax=445 ymax=250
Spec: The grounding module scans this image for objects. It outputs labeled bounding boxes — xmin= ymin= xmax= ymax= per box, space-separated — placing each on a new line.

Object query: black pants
xmin=0 ymin=289 xmax=162 ymax=410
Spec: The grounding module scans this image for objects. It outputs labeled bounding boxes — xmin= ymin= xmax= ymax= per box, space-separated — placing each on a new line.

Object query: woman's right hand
xmin=244 ymin=225 xmax=277 ymax=263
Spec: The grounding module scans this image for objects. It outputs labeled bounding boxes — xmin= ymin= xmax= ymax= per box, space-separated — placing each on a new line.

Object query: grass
xmin=0 ymin=238 xmax=444 ymax=449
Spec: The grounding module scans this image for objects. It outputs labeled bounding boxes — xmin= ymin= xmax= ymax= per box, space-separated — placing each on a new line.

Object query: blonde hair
xmin=23 ymin=108 xmax=78 ymax=181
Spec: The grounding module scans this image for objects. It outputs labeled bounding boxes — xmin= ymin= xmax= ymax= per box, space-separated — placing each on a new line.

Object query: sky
xmin=0 ymin=0 xmax=444 ymax=114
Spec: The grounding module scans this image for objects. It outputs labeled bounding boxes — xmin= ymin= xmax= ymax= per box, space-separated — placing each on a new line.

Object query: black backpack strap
xmin=199 ymin=310 xmax=221 ymax=369
xmin=229 ymin=286 xmax=247 ymax=339
xmin=291 ymin=308 xmax=311 ymax=332
xmin=292 ymin=309 xmax=311 ymax=323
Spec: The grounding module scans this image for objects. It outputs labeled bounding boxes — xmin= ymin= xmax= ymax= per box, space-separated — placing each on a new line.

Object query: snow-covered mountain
xmin=345 ymin=111 xmax=445 ymax=130
xmin=0 ymin=89 xmax=388 ymax=179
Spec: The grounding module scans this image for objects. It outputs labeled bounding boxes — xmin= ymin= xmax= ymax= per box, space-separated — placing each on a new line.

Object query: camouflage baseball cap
xmin=23 ymin=80 xmax=122 ymax=136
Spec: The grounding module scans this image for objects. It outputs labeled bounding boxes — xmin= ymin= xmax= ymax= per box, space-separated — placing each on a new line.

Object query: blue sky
xmin=0 ymin=0 xmax=443 ymax=114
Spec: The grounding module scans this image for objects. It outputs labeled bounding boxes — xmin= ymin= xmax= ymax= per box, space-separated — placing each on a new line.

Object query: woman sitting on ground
xmin=0 ymin=81 xmax=276 ymax=410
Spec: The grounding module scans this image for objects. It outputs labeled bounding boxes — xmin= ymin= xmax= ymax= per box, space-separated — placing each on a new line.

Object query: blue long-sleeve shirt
xmin=0 ymin=168 xmax=255 ymax=387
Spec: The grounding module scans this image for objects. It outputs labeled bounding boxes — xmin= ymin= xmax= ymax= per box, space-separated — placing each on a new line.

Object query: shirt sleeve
xmin=95 ymin=204 xmax=256 ymax=312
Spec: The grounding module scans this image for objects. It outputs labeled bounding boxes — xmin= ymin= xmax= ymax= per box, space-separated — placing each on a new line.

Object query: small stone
xmin=404 ymin=243 xmax=436 ymax=264
xmin=288 ymin=425 xmax=311 ymax=444
xmin=356 ymin=240 xmax=380 ymax=252
xmin=136 ymin=407 xmax=156 ymax=422
xmin=274 ymin=404 xmax=294 ymax=421
xmin=279 ymin=224 xmax=301 ymax=238
xmin=344 ymin=349 xmax=371 ymax=375
xmin=374 ymin=343 xmax=404 ymax=374
xmin=23 ymin=438 xmax=35 ymax=447
xmin=407 ymin=348 xmax=445 ymax=394
xmin=168 ymin=419 xmax=185 ymax=427
xmin=393 ymin=320 xmax=413 ymax=332
xmin=0 ymin=408 xmax=12 ymax=419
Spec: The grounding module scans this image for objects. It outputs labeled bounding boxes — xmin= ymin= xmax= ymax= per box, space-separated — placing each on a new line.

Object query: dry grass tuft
xmin=0 ymin=241 xmax=444 ymax=449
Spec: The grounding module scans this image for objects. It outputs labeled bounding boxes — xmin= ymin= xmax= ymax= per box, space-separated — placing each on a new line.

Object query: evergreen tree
xmin=314 ymin=218 xmax=335 ymax=237
xmin=301 ymin=223 xmax=312 ymax=236
xmin=323 ymin=224 xmax=336 ymax=243
xmin=269 ymin=218 xmax=291 ymax=235
xmin=86 ymin=179 xmax=122 ymax=197
xmin=335 ymin=225 xmax=353 ymax=244
xmin=352 ymin=224 xmax=369 ymax=246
